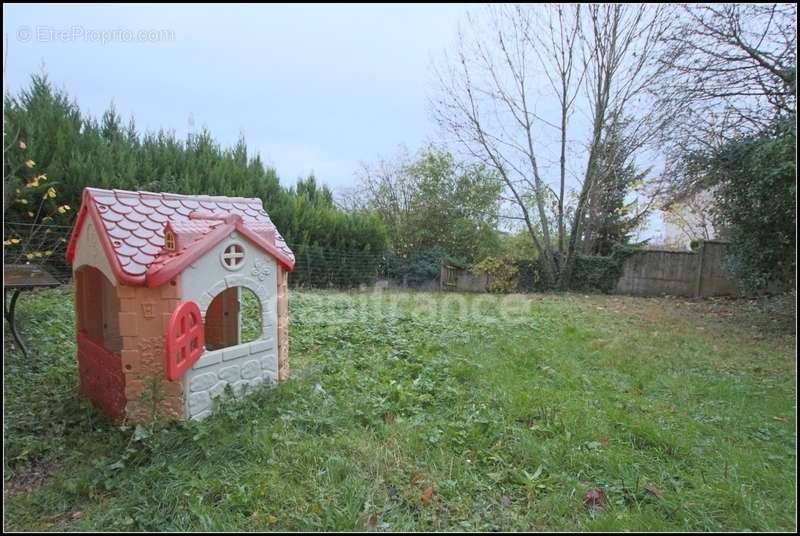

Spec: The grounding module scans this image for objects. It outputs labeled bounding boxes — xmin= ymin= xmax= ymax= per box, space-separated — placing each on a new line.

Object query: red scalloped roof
xmin=66 ymin=188 xmax=295 ymax=287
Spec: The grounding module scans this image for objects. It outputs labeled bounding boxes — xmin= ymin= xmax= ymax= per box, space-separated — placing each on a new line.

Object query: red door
xmin=165 ymin=301 xmax=205 ymax=381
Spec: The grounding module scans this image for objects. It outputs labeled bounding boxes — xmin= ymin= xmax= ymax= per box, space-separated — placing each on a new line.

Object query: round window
xmin=221 ymin=243 xmax=246 ymax=270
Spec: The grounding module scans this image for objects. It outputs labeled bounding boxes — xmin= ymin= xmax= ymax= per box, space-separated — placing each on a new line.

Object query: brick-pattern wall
xmin=277 ymin=267 xmax=289 ymax=381
xmin=184 ymin=338 xmax=277 ymax=420
xmin=77 ymin=332 xmax=126 ymax=420
xmin=117 ymin=281 xmax=184 ymax=422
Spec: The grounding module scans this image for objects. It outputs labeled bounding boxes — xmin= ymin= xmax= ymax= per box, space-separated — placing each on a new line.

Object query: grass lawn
xmin=3 ymin=287 xmax=796 ymax=531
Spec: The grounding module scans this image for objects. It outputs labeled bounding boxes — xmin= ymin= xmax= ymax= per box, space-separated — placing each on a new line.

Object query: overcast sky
xmin=4 ymin=3 xmax=474 ymax=190
xmin=4 ymin=3 xmax=669 ymax=241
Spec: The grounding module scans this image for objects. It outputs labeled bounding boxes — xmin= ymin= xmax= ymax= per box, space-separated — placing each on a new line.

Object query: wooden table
xmin=4 ymin=264 xmax=62 ymax=358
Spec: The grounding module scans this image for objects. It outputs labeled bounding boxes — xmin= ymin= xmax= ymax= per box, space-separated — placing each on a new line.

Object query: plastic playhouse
xmin=65 ymin=187 xmax=294 ymax=422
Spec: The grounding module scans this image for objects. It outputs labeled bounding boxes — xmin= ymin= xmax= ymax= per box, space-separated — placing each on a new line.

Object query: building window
xmin=164 ymin=230 xmax=176 ymax=251
xmin=221 ymin=243 xmax=246 ymax=270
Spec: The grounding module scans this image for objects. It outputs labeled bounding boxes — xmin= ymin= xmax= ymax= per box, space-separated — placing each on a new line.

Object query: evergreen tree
xmin=581 ymin=124 xmax=650 ymax=256
xmin=4 ymin=74 xmax=388 ymax=287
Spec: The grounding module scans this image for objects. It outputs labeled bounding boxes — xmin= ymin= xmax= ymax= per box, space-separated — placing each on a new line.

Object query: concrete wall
xmin=455 ymin=272 xmax=489 ymax=292
xmin=614 ymin=240 xmax=740 ymax=297
xmin=437 ymin=241 xmax=742 ymax=298
xmin=696 ymin=241 xmax=739 ymax=297
xmin=614 ymin=250 xmax=700 ymax=296
xmin=439 ymin=268 xmax=491 ymax=293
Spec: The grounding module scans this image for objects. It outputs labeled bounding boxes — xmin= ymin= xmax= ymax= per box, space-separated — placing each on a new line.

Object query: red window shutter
xmin=165 ymin=300 xmax=205 ymax=381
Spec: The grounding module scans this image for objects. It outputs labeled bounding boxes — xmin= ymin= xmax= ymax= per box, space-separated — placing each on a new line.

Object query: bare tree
xmin=527 ymin=5 xmax=585 ymax=254
xmin=433 ymin=5 xmax=560 ymax=284
xmin=353 ymin=146 xmax=416 ymax=234
xmin=433 ymin=4 xmax=673 ymax=288
xmin=560 ymin=4 xmax=673 ymax=286
xmin=658 ymin=3 xmax=796 ymax=156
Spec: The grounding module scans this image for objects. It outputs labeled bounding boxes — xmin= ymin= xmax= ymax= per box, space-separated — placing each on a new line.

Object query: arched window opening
xmin=204 ymin=286 xmax=262 ymax=351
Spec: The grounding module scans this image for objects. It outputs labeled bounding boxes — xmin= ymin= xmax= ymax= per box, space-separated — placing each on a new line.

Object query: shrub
xmin=469 ymin=257 xmax=519 ymax=293
xmin=386 ymin=246 xmax=464 ymax=286
xmin=468 ymin=245 xmax=638 ymax=295
xmin=515 ymin=259 xmax=547 ymax=292
xmin=683 ymin=115 xmax=796 ymax=291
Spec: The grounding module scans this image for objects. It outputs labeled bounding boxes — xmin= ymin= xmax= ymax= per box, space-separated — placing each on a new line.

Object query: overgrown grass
xmin=3 ymin=287 xmax=796 ymax=531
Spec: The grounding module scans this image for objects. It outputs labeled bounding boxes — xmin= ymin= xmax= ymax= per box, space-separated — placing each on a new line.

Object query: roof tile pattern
xmin=67 ymin=188 xmax=294 ymax=286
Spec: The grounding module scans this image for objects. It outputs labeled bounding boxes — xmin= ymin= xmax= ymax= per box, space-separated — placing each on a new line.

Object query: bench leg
xmin=4 ymin=289 xmax=29 ymax=358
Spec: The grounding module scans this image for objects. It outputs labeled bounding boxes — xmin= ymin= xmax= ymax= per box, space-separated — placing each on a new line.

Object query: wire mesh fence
xmin=3 ymin=222 xmax=402 ymax=289
xmin=3 ymin=222 xmax=74 ymax=282
xmin=289 ymin=243 xmax=388 ymax=288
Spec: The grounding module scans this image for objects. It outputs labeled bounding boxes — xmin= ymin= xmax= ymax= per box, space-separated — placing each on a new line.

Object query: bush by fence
xmin=443 ymin=245 xmax=639 ymax=293
xmin=457 ymin=246 xmax=639 ymax=294
xmin=385 ymin=246 xmax=465 ymax=288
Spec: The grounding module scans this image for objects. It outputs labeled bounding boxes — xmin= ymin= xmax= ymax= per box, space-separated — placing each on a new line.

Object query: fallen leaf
xmin=644 ymin=483 xmax=663 ymax=499
xmin=366 ymin=514 xmax=378 ymax=528
xmin=500 ymin=495 xmax=512 ymax=508
xmin=597 ymin=435 xmax=609 ymax=446
xmin=421 ymin=486 xmax=434 ymax=504
xmin=583 ymin=488 xmax=606 ymax=508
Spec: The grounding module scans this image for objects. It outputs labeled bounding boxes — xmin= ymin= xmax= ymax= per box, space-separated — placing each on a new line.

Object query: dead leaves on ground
xmin=643 ymin=483 xmax=664 ymax=499
xmin=420 ymin=486 xmax=434 ymax=505
xmin=406 ymin=472 xmax=435 ymax=507
xmin=583 ymin=488 xmax=607 ymax=508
